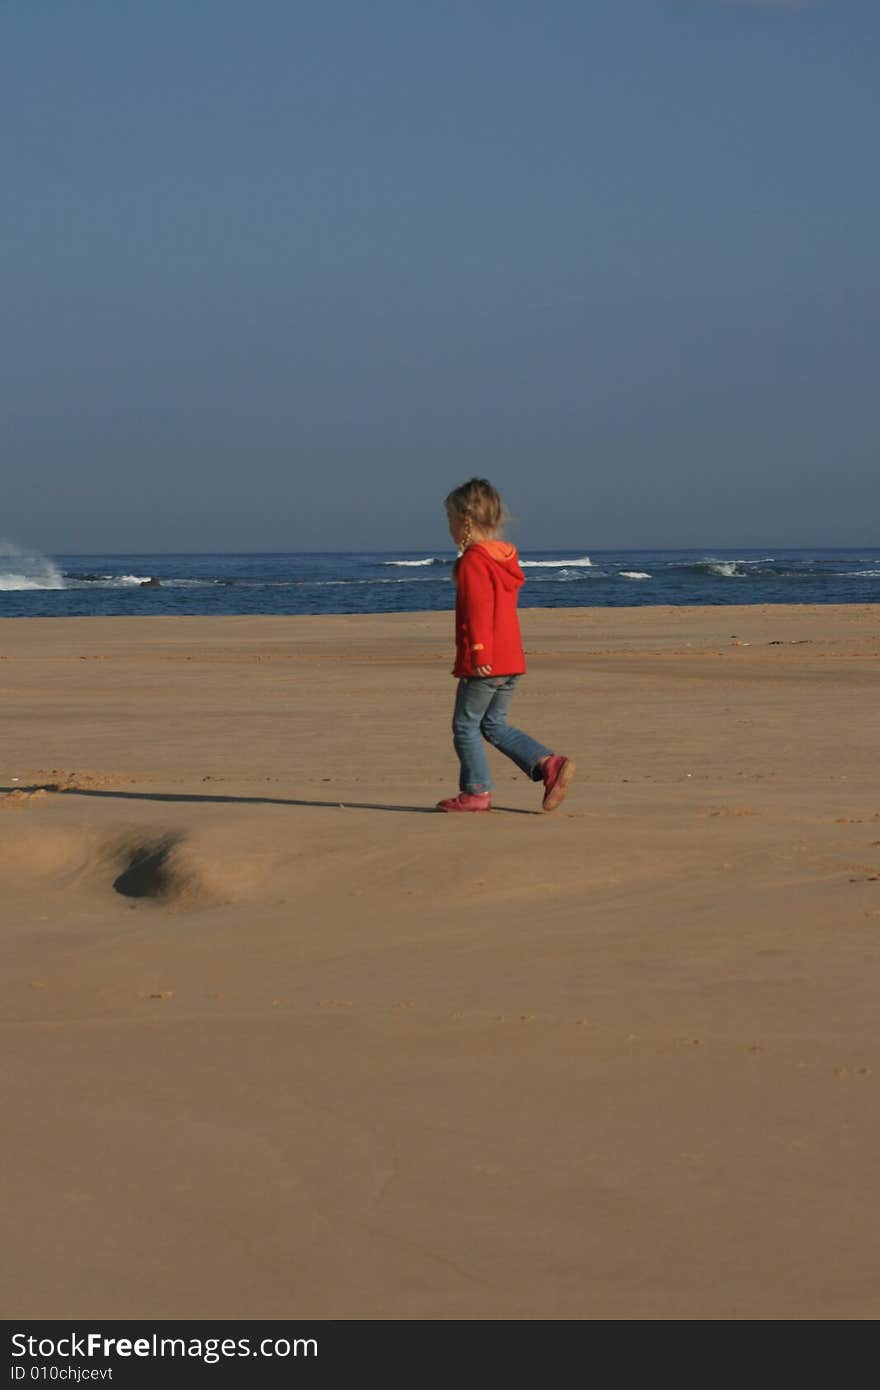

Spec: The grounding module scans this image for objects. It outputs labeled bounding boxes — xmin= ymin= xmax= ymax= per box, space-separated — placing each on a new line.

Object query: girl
xmin=438 ymin=478 xmax=575 ymax=813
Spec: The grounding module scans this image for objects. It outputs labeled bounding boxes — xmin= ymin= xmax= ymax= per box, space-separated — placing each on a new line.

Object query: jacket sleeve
xmin=457 ymin=554 xmax=495 ymax=667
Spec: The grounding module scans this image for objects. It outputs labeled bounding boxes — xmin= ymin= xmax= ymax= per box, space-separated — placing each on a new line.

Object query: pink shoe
xmin=541 ymin=755 xmax=575 ymax=811
xmin=436 ymin=792 xmax=492 ymax=813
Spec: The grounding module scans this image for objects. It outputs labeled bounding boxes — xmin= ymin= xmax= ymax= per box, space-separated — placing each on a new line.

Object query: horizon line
xmin=33 ymin=543 xmax=880 ymax=558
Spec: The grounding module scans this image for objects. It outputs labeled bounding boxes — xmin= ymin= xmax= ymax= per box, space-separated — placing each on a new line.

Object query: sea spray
xmin=0 ymin=540 xmax=65 ymax=591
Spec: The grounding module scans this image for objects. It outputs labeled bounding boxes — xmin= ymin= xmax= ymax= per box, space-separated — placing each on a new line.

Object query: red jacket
xmin=452 ymin=541 xmax=527 ymax=678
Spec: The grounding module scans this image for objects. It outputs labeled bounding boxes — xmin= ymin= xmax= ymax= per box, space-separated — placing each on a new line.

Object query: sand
xmin=1 ymin=603 xmax=879 ymax=1320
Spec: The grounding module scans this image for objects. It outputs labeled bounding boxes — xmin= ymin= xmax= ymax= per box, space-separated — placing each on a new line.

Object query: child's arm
xmin=457 ymin=554 xmax=495 ymax=674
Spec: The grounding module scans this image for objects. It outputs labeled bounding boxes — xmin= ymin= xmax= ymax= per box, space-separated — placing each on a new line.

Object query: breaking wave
xmin=0 ymin=541 xmax=65 ymax=591
xmin=382 ymin=557 xmax=450 ymax=567
xmin=382 ymin=553 xmax=595 ymax=571
xmin=520 ymin=556 xmax=592 ymax=568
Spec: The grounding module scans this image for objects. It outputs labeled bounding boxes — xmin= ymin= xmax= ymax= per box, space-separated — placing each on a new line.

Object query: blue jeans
xmin=452 ymin=675 xmax=553 ymax=794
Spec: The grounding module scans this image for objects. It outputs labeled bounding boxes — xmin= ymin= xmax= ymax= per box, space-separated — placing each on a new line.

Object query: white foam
xmin=707 ymin=561 xmax=745 ymax=578
xmin=0 ymin=573 xmax=49 ymax=591
xmin=0 ymin=540 xmax=65 ymax=591
xmin=383 ymin=558 xmax=442 ymax=567
xmin=521 ymin=556 xmax=593 ymax=568
xmin=619 ymin=571 xmax=651 ymax=580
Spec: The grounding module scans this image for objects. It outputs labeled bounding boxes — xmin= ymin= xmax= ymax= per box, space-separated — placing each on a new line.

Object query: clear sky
xmin=2 ymin=0 xmax=877 ymax=553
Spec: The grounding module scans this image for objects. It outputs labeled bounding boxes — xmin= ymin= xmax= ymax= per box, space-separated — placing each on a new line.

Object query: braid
xmin=445 ymin=478 xmax=505 ymax=580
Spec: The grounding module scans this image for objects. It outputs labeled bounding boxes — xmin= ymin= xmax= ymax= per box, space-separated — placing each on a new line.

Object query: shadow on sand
xmin=2 ymin=786 xmax=537 ymax=816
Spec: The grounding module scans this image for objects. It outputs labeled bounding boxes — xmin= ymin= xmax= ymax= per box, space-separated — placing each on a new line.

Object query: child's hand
xmin=474 ymin=664 xmax=492 ymax=677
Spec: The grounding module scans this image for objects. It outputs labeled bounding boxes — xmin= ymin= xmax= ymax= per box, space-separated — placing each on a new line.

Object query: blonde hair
xmin=445 ymin=478 xmax=506 ymax=577
xmin=445 ymin=478 xmax=505 ymax=548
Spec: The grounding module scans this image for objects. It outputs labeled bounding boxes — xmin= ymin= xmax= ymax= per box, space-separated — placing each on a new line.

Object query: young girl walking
xmin=438 ymin=478 xmax=575 ymax=813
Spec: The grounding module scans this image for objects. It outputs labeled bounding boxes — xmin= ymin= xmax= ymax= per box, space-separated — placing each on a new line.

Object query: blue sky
xmin=2 ymin=0 xmax=877 ymax=552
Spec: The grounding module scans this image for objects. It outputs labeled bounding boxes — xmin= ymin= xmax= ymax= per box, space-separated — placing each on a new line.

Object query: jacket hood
xmin=469 ymin=540 xmax=524 ymax=590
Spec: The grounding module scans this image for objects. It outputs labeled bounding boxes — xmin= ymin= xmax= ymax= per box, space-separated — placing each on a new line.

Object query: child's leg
xmin=451 ymin=678 xmax=499 ymax=793
xmin=479 ymin=676 xmax=553 ymax=781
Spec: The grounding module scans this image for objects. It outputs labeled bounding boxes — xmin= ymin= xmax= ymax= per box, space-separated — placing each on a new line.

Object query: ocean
xmin=1 ymin=547 xmax=878 ymax=619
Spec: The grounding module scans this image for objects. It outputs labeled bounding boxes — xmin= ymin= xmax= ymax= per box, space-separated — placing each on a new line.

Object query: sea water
xmin=1 ymin=547 xmax=878 ymax=619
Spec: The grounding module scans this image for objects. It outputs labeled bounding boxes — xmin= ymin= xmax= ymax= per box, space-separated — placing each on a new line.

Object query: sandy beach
xmin=2 ymin=603 xmax=879 ymax=1320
